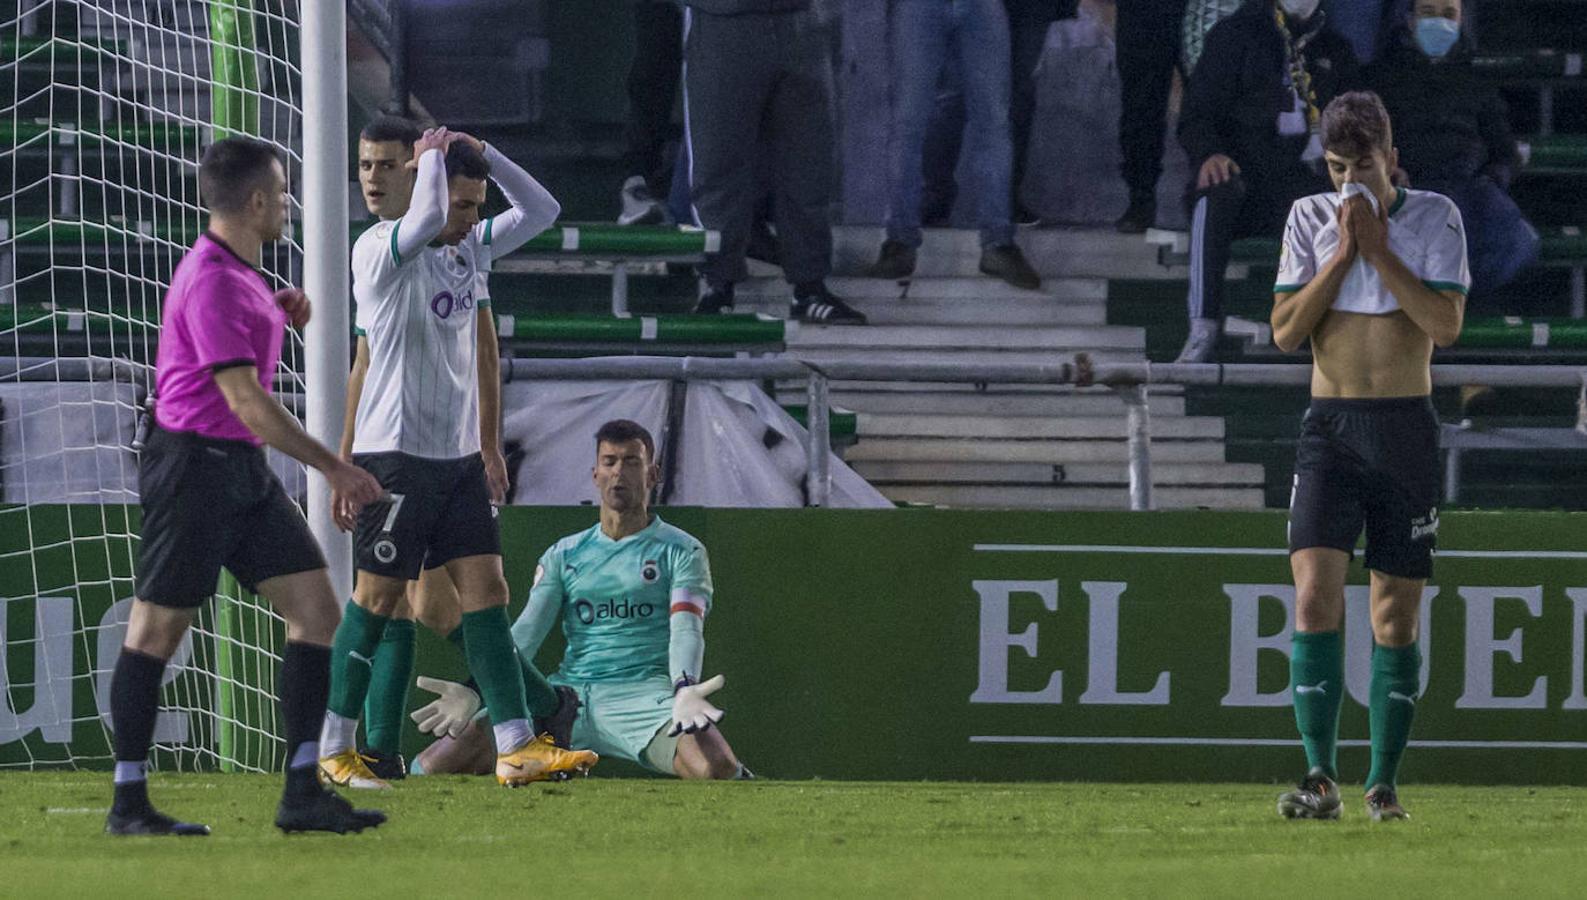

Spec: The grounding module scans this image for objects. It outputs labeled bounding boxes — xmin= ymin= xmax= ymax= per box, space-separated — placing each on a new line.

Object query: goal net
xmin=2 ymin=0 xmax=307 ymax=772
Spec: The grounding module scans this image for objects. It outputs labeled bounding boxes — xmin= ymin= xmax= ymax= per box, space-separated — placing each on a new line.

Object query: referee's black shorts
xmin=136 ymin=426 xmax=326 ymax=608
xmin=351 ymin=451 xmax=500 ymax=581
xmin=1287 ymin=396 xmax=1441 ymax=580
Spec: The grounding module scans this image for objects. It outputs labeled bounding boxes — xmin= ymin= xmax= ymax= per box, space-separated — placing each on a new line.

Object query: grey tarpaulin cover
xmin=500 ymin=379 xmax=891 ymax=508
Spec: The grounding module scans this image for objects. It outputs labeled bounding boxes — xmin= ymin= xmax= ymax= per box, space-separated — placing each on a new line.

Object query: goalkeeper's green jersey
xmin=528 ymin=515 xmax=713 ymax=683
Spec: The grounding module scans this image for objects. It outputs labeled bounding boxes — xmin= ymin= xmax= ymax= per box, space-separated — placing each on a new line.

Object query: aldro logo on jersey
xmin=429 ymin=287 xmax=475 ymax=320
xmin=573 ymin=596 xmax=656 ymax=625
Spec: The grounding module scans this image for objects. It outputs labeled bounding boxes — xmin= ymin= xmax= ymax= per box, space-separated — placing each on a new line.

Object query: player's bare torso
xmin=1309 ymin=309 xmax=1435 ymax=398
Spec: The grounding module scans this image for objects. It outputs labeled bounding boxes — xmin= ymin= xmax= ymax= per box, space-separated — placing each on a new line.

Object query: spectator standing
xmin=1364 ymin=0 xmax=1540 ymax=296
xmin=1175 ymin=0 xmax=1358 ymax=362
xmin=684 ymin=0 xmax=866 ymax=323
xmin=619 ymin=0 xmax=685 ymax=226
xmin=866 ymin=0 xmax=1042 ymax=290
xmin=917 ymin=0 xmax=1077 ymax=227
xmin=1115 ymin=0 xmax=1186 ymax=234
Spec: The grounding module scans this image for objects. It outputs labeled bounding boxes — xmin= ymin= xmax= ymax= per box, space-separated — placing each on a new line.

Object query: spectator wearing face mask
xmin=1174 ymin=0 xmax=1359 ymax=363
xmin=1363 ymin=0 xmax=1540 ymax=298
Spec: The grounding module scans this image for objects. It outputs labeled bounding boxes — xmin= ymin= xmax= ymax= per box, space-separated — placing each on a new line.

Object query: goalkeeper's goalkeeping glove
xmin=410 ymin=676 xmax=481 ymax=738
xmin=668 ymin=674 xmax=726 ymax=737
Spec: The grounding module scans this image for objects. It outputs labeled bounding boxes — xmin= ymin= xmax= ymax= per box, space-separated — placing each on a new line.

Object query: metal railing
xmin=504 ymin=355 xmax=1587 ymax=510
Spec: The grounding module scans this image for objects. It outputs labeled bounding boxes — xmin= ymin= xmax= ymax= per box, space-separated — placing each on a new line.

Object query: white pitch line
xmin=970 ymin=736 xmax=1587 ymax=750
xmin=972 ymin=544 xmax=1587 ymax=560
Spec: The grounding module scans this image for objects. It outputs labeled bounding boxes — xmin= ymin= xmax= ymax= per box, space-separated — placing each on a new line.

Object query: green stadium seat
xmin=494 ymin=313 xmax=784 ymax=357
xmin=1523 ymin=134 xmax=1587 ymax=174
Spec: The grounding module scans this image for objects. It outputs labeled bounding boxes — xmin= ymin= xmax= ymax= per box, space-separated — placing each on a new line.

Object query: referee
xmin=106 ymin=137 xmax=386 ymax=836
xmin=1268 ymin=92 xmax=1467 ymax=823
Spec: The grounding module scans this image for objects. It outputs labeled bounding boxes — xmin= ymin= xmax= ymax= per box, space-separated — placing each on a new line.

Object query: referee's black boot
xmin=106 ymin=807 xmax=210 ymax=836
xmin=277 ymin=776 xmax=386 ymax=835
xmin=107 ymin=779 xmax=209 ymax=836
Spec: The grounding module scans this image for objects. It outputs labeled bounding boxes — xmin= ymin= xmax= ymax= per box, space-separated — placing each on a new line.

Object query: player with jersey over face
xmin=1269 ymin=92 xmax=1467 ymax=822
xmin=318 ymin=126 xmax=597 ymax=789
xmin=107 ymin=137 xmax=387 ymax=836
xmin=413 ymin=420 xmax=748 ymax=780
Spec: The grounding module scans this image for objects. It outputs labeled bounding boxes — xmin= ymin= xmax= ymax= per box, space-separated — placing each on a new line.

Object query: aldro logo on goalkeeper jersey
xmin=573 ymin=596 xmax=657 ymax=625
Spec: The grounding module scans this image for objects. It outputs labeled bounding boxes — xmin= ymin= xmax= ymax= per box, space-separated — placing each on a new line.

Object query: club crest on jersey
xmin=641 ymin=559 xmax=659 ymax=583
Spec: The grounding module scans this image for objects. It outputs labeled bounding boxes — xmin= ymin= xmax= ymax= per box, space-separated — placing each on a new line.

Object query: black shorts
xmin=1288 ymin=397 xmax=1441 ymax=579
xmin=136 ymin=426 xmax=326 ymax=608
xmin=352 ymin=451 xmax=500 ymax=580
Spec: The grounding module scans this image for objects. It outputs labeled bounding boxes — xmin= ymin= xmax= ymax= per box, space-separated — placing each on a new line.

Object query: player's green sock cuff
xmin=1291 ymin=630 xmax=1344 ymax=781
xmin=446 ymin=625 xmax=466 ymax=655
xmin=461 ymin=606 xmax=530 ymax=727
xmin=327 ymin=600 xmax=390 ymax=720
xmin=519 ymin=657 xmax=560 ymax=720
xmin=1366 ymin=642 xmax=1421 ymax=790
xmin=364 ymin=618 xmax=417 ymax=755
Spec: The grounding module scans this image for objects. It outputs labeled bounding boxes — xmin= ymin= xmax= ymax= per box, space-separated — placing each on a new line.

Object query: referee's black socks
xmin=109 ymin=648 xmax=166 ymax=815
xmin=280 ymin=641 xmax=331 ymax=796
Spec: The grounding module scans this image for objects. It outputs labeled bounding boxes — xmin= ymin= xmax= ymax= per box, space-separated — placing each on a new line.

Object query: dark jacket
xmin=1178 ymin=0 xmax=1358 ymax=180
xmin=1363 ymin=32 xmax=1521 ymax=188
xmin=683 ymin=0 xmax=808 ymax=14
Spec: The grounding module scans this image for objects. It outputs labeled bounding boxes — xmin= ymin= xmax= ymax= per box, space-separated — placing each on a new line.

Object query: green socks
xmin=460 ymin=606 xmax=530 ymax=727
xmin=363 ymin=618 xmax=416 ymax=755
xmin=1366 ymin=642 xmax=1421 ymax=790
xmin=1291 ymin=630 xmax=1344 ymax=781
xmin=327 ymin=600 xmax=389 ymax=720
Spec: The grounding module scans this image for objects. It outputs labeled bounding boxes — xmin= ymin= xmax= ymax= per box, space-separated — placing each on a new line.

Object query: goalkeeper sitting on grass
xmin=412 ymin=419 xmax=750 ymax=780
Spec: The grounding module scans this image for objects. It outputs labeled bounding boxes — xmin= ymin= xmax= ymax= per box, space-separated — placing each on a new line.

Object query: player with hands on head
xmin=318 ymin=117 xmax=596 ymax=790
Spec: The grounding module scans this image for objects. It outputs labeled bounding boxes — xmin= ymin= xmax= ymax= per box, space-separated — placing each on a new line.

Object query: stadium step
xmin=735 ymin=276 xmax=1109 ymax=326
xmin=829 ymin=225 xmax=1173 ymax=280
xmin=851 ymin=460 xmax=1265 ymax=486
xmin=844 ymin=438 xmax=1231 ymax=465
xmin=854 ymin=413 xmax=1225 ymax=441
xmin=880 ymin=483 xmax=1266 ymax=510
xmin=797 ymin=388 xmax=1187 ymax=418
xmin=788 ymin=323 xmax=1144 ymax=353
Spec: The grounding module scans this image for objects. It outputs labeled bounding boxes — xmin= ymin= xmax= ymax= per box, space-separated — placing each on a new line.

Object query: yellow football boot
xmin=496 ymin=734 xmax=599 ymax=787
xmin=318 ymin=749 xmax=392 ymax=790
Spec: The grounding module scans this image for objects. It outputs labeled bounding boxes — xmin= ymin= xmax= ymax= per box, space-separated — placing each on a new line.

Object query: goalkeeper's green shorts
xmin=550 ymin=675 xmax=678 ymax=776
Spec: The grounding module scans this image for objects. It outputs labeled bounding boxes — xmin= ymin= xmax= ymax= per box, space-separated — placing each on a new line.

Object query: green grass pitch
xmin=5 ymin=774 xmax=1587 ymax=897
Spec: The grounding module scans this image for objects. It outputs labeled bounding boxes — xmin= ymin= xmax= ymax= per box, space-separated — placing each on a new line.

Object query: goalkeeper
xmin=412 ymin=419 xmax=749 ymax=780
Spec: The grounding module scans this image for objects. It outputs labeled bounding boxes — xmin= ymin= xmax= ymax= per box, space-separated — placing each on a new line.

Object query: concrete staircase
xmin=739 ymin=227 xmax=1265 ymax=510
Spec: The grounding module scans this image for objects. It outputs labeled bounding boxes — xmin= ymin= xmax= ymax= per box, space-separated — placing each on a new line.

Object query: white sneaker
xmin=1175 ymin=317 xmax=1221 ymax=363
xmin=617 ymin=175 xmax=665 ymax=226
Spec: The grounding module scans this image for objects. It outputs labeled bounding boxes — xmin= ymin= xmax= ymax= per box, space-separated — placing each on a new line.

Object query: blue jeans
xmin=886 ymin=0 xmax=1014 ymax=249
xmin=1423 ymin=176 xmax=1541 ymax=297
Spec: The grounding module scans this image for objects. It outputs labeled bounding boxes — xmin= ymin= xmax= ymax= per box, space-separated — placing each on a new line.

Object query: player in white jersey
xmin=319 ymin=126 xmax=597 ymax=789
xmin=409 ymin=420 xmax=750 ymax=780
xmin=327 ymin=116 xmax=541 ymax=781
xmin=1269 ymin=92 xmax=1466 ymax=823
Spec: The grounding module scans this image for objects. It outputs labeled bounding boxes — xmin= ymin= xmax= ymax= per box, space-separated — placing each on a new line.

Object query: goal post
xmin=0 ymin=0 xmax=346 ymax=773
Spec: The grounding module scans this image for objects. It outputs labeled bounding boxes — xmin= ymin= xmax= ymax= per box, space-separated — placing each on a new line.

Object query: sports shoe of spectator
xmin=693 ymin=283 xmax=735 ymax=315
xmin=792 ymin=283 xmax=868 ymax=325
xmin=979 ymin=243 xmax=1041 ymax=290
xmin=1116 ymin=195 xmax=1156 ymax=234
xmin=1175 ymin=317 xmax=1221 ymax=363
xmin=618 ymin=175 xmax=666 ymax=226
xmin=865 ymin=240 xmax=917 ymax=280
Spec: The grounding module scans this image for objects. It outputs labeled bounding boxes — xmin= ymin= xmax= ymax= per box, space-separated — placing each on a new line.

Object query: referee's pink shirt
xmin=152 ymin=233 xmax=286 ymax=446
